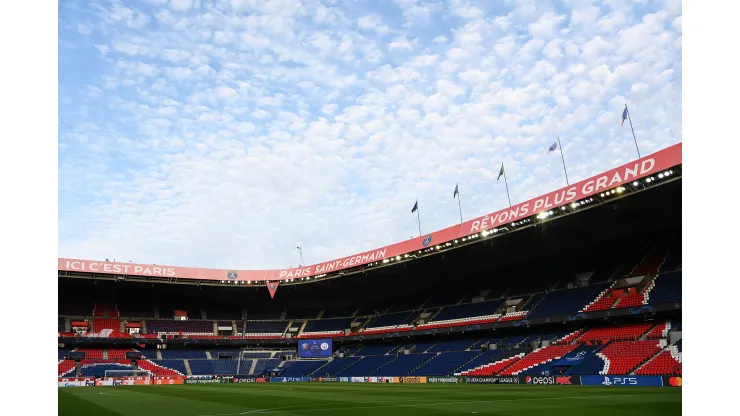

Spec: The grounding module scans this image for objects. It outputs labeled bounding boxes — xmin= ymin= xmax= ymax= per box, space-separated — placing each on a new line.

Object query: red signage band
xmin=59 ymin=143 xmax=681 ymax=283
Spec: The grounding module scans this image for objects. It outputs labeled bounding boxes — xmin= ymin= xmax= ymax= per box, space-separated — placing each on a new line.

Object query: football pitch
xmin=59 ymin=383 xmax=681 ymax=415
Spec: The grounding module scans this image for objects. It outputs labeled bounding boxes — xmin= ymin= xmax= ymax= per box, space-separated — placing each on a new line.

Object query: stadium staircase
xmin=138 ymin=359 xmax=185 ymax=376
xmin=184 ymin=360 xmax=193 ymax=375
xmin=499 ymin=344 xmax=579 ymax=375
xmin=458 ymin=353 xmax=524 ymax=376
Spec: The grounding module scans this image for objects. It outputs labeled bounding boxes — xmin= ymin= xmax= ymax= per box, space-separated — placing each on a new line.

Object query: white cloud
xmin=358 ymin=15 xmax=390 ymax=35
xmin=59 ymin=0 xmax=682 ymax=270
xmin=388 ymin=36 xmax=413 ymax=51
xmin=169 ymin=0 xmax=193 ymax=12
xmin=528 ymin=12 xmax=567 ymax=38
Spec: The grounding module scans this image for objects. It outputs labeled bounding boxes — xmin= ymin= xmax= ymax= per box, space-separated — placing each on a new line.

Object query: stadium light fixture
xmin=600 ymin=193 xmax=605 ymax=197
xmin=454 ymin=240 xmax=458 ymax=243
xmin=395 ymin=256 xmax=401 ymax=261
xmin=633 ymin=181 xmax=639 ymax=186
xmin=383 ymin=259 xmax=389 ymax=264
xmin=658 ymin=173 xmax=664 ymax=179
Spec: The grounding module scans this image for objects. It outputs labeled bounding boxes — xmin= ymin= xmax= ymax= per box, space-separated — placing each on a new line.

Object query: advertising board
xmin=153 ymin=376 xmax=185 ymax=385
xmin=465 ymin=376 xmax=520 ymax=384
xmin=521 ymin=376 xmax=555 ymax=385
xmin=581 ymin=376 xmax=664 ymax=387
xmin=297 ymin=339 xmax=333 ymax=358
xmin=427 ymin=377 xmax=461 ymax=383
xmin=271 ymin=377 xmax=310 ymax=382
xmin=58 ymin=377 xmax=95 ymax=387
xmin=400 ymin=376 xmax=427 ymax=384
xmin=663 ymin=376 xmax=682 ymax=387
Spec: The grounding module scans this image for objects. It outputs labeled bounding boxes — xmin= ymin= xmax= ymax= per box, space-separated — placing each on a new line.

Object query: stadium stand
xmin=321 ymin=306 xmax=358 ymax=319
xmin=57 ymin=168 xmax=683 ymax=381
xmin=373 ymin=353 xmax=434 ymax=376
xmin=597 ymin=340 xmax=664 ymax=375
xmin=576 ymin=324 xmax=652 ymax=343
xmin=409 ymin=351 xmax=479 ymax=375
xmin=313 ymin=357 xmax=360 ymax=376
xmin=646 ymin=272 xmax=682 ymax=304
xmin=527 ymin=284 xmax=611 ymax=319
xmin=339 ymin=355 xmax=397 ymax=376
xmin=280 ymin=360 xmax=329 ymax=377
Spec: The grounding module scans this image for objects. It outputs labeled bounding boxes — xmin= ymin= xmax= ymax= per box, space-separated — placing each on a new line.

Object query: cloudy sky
xmin=58 ymin=0 xmax=682 ymax=270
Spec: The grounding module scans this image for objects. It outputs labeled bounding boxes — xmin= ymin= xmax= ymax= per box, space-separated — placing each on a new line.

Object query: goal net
xmin=104 ymin=370 xmax=151 ymax=378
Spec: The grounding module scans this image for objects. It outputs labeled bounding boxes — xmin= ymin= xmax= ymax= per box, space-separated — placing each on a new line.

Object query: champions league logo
xmin=422 ymin=235 xmax=432 ymax=247
xmin=227 ymin=271 xmax=238 ymax=280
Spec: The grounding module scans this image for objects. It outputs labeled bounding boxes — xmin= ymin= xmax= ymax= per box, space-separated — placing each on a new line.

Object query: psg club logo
xmin=269 ymin=283 xmax=276 ymax=290
xmin=227 ymin=271 xmax=238 ymax=280
xmin=302 ymin=343 xmax=309 ymax=350
xmin=320 ymin=342 xmax=329 ymax=350
xmin=422 ymin=235 xmax=433 ymax=247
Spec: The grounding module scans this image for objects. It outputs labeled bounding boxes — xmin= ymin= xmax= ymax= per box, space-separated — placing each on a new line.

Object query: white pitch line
xmin=198 ymin=393 xmax=675 ymax=416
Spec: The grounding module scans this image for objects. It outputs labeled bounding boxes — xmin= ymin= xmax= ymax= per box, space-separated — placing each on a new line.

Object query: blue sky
xmin=58 ymin=0 xmax=682 ymax=270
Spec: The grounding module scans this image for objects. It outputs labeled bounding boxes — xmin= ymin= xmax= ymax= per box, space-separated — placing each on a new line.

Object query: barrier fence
xmin=59 ymin=375 xmax=682 ymax=387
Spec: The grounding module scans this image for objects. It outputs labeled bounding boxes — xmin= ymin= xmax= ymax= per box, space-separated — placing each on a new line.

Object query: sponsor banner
xmin=317 ymin=377 xmax=338 ymax=382
xmin=521 ymin=376 xmax=555 ymax=385
xmin=428 ymin=377 xmax=460 ymax=384
xmin=232 ymin=376 xmax=258 ymax=383
xmin=271 ymin=377 xmax=310 ymax=383
xmin=663 ymin=376 xmax=682 ymax=387
xmin=153 ymin=376 xmax=185 ymax=385
xmin=555 ymin=376 xmax=581 ymax=385
xmin=96 ymin=378 xmax=125 ymax=387
xmin=350 ymin=377 xmax=364 ymax=383
xmin=582 ymin=376 xmax=664 ymax=387
xmin=466 ymin=377 xmax=520 ymax=384
xmin=58 ymin=143 xmax=681 ymax=283
xmin=400 ymin=377 xmax=427 ymax=384
xmin=340 ymin=377 xmax=350 ymax=383
xmin=185 ymin=377 xmax=232 ymax=384
xmin=58 ymin=377 xmax=95 ymax=387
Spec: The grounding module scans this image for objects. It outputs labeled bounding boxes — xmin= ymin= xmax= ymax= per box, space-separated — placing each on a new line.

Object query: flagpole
xmin=626 ymin=104 xmax=641 ymax=158
xmin=416 ymin=204 xmax=422 ymax=237
xmin=502 ymin=163 xmax=512 ymax=207
xmin=557 ymin=137 xmax=570 ymax=186
xmin=456 ymin=184 xmax=463 ymax=224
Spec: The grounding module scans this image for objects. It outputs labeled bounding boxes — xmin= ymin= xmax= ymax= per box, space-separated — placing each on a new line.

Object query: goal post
xmin=104 ymin=370 xmax=151 ymax=378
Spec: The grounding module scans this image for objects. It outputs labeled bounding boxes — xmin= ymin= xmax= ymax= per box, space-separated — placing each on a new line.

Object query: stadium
xmin=58 ymin=144 xmax=682 ymax=415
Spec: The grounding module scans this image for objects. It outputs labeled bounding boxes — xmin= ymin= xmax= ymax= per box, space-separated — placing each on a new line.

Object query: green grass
xmin=59 ymin=383 xmax=681 ymax=416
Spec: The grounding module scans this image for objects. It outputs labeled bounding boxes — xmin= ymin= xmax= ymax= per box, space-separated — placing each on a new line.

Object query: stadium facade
xmin=59 ymin=143 xmax=682 ymax=387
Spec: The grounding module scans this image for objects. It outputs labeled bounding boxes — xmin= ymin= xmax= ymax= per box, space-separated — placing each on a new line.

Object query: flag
xmin=622 ymin=106 xmax=628 ymax=126
xmin=453 ymin=184 xmax=459 ymax=198
xmin=411 ymin=201 xmax=418 ymax=213
xmin=548 ymin=142 xmax=559 ymax=153
xmin=497 ymin=164 xmax=504 ymax=181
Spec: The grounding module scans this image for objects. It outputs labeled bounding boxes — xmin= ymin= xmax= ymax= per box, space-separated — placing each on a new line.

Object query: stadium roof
xmin=59 ymin=143 xmax=681 ymax=288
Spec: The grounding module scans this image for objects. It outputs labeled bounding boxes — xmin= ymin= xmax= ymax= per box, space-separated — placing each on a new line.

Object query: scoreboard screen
xmin=297 ymin=339 xmax=333 ymax=358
